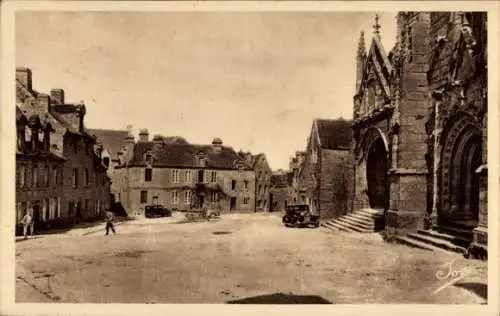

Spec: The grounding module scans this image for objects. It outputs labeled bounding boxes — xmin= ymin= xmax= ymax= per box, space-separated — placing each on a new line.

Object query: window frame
xmin=145 ymin=167 xmax=153 ymax=182
xmin=140 ymin=190 xmax=148 ymax=204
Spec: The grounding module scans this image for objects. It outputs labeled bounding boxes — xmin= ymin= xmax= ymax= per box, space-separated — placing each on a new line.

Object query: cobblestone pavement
xmin=15 ymin=212 xmax=487 ymax=304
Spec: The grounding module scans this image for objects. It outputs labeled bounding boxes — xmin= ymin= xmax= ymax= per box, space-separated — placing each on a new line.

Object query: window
xmin=211 ymin=192 xmax=218 ymax=202
xmin=210 ymin=171 xmax=217 ymax=183
xmin=19 ymin=165 xmax=25 ymax=188
xmin=172 ymin=169 xmax=180 ymax=183
xmin=185 ymin=191 xmax=192 ymax=204
xmin=185 ymin=170 xmax=192 ymax=183
xmin=56 ymin=197 xmax=61 ymax=218
xmin=145 ymin=168 xmax=152 ymax=182
xmin=172 ymin=191 xmax=179 ymax=204
xmin=84 ymin=168 xmax=89 ymax=186
xmin=32 ymin=165 xmax=39 ymax=187
xmin=244 ymin=180 xmax=249 ymax=190
xmin=53 ymin=168 xmax=59 ymax=186
xmin=243 ymin=197 xmax=250 ymax=204
xmin=72 ymin=168 xmax=78 ymax=188
xmin=44 ymin=166 xmax=49 ymax=186
xmin=231 ymin=180 xmax=236 ymax=190
xmin=198 ymin=157 xmax=206 ymax=167
xmin=198 ymin=170 xmax=204 ymax=183
xmin=140 ymin=190 xmax=148 ymax=203
xmin=42 ymin=198 xmax=49 ymax=221
xmin=73 ymin=140 xmax=78 ymax=154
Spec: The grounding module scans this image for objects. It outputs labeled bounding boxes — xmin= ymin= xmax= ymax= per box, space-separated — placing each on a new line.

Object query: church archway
xmin=440 ymin=113 xmax=482 ymax=226
xmin=366 ymin=137 xmax=389 ymax=210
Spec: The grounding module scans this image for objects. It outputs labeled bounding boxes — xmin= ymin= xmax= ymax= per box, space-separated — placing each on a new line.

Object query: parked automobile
xmin=145 ymin=204 xmax=172 ymax=218
xmin=282 ymin=204 xmax=320 ymax=228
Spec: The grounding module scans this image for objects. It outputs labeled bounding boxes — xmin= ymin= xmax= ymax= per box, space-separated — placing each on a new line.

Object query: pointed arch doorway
xmin=366 ymin=137 xmax=389 ymax=210
xmin=440 ymin=114 xmax=482 ymax=227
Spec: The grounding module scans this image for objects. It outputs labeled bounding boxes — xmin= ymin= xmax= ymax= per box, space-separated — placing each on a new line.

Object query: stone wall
xmin=319 ymin=149 xmax=353 ymax=220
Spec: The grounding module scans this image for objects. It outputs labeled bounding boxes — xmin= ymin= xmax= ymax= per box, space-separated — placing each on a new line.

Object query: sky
xmin=16 ymin=11 xmax=397 ymax=170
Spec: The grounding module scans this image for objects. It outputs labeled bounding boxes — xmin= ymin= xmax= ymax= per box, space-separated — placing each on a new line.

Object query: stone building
xmin=288 ymin=151 xmax=307 ymax=205
xmin=88 ymin=127 xmax=129 ymax=214
xmin=350 ymin=13 xmax=487 ymax=255
xmin=16 ymin=67 xmax=111 ymax=227
xmin=15 ymin=107 xmax=66 ymax=232
xmin=297 ymin=119 xmax=353 ymax=220
xmin=239 ymin=152 xmax=272 ymax=212
xmin=269 ymin=171 xmax=292 ymax=212
xmin=113 ymin=132 xmax=256 ymax=216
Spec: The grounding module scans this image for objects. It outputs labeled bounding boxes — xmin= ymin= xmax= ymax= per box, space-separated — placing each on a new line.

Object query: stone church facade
xmin=351 ymin=13 xmax=487 ymax=254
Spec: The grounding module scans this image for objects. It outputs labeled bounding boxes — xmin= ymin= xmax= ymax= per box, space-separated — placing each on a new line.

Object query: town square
xmin=3 ymin=5 xmax=494 ymax=310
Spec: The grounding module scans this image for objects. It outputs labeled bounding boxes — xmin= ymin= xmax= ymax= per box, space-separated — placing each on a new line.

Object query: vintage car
xmin=145 ymin=204 xmax=172 ymax=218
xmin=282 ymin=204 xmax=320 ymax=228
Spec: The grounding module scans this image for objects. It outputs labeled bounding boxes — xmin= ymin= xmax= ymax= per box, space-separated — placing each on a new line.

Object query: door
xmin=230 ymin=197 xmax=237 ymax=211
xmin=32 ymin=203 xmax=41 ymax=228
xmin=269 ymin=194 xmax=274 ymax=212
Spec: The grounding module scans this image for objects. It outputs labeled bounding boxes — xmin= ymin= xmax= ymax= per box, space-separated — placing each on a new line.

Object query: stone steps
xmin=321 ymin=208 xmax=383 ymax=234
xmin=393 ymin=227 xmax=470 ymax=255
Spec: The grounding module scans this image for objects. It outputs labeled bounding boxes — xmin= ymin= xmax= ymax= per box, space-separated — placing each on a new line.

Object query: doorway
xmin=230 ymin=197 xmax=237 ymax=211
xmin=366 ymin=138 xmax=389 ymax=210
xmin=269 ymin=194 xmax=274 ymax=212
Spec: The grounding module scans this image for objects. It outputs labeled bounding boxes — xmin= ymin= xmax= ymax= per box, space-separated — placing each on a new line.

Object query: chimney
xmin=138 ymin=129 xmax=149 ymax=142
xmin=16 ymin=67 xmax=32 ymax=90
xmin=50 ymin=89 xmax=65 ymax=105
xmin=35 ymin=93 xmax=51 ymax=112
xmin=152 ymin=135 xmax=164 ymax=151
xmin=123 ymin=125 xmax=135 ymax=164
xmin=212 ymin=138 xmax=223 ymax=153
xmin=77 ymin=102 xmax=86 ymax=133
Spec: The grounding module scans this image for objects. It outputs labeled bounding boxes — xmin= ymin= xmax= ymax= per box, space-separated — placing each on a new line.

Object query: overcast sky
xmin=16 ymin=11 xmax=397 ymax=170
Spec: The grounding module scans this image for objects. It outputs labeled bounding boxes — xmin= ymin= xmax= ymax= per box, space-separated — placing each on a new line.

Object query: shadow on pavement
xmin=453 ymin=282 xmax=487 ymax=300
xmin=226 ymin=293 xmax=332 ymax=304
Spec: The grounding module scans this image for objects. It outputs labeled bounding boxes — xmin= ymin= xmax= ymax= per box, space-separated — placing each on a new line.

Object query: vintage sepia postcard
xmin=1 ymin=1 xmax=499 ymax=316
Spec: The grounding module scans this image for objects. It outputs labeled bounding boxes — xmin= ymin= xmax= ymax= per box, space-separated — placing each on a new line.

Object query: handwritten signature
xmin=433 ymin=259 xmax=473 ymax=294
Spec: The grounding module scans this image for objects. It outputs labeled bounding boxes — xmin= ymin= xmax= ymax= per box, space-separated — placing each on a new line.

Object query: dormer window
xmin=198 ymin=157 xmax=207 ymax=167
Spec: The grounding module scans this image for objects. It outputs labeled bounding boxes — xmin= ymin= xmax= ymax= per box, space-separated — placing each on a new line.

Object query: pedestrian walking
xmin=105 ymin=210 xmax=116 ymax=235
xmin=22 ymin=207 xmax=34 ymax=239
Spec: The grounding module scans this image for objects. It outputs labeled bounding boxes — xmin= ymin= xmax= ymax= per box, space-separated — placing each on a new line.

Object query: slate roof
xmin=126 ymin=141 xmax=253 ymax=170
xmin=16 ymin=78 xmax=93 ymax=138
xmin=315 ymin=119 xmax=353 ymax=150
xmin=88 ymin=128 xmax=129 ymax=158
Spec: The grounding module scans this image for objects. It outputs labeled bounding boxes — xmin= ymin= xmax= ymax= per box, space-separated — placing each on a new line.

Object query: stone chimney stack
xmin=123 ymin=125 xmax=135 ymax=164
xmin=152 ymin=135 xmax=164 ymax=151
xmin=138 ymin=129 xmax=149 ymax=142
xmin=16 ymin=67 xmax=33 ymax=90
xmin=212 ymin=138 xmax=223 ymax=153
xmin=50 ymin=89 xmax=65 ymax=105
xmin=35 ymin=93 xmax=51 ymax=113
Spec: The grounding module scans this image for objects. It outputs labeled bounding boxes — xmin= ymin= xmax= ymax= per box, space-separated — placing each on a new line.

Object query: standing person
xmin=22 ymin=207 xmax=34 ymax=239
xmin=105 ymin=210 xmax=116 ymax=235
